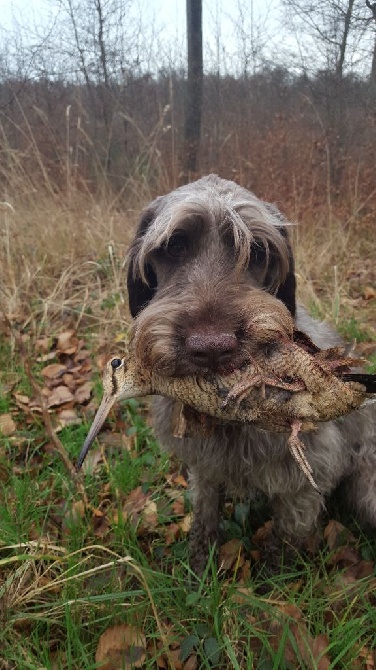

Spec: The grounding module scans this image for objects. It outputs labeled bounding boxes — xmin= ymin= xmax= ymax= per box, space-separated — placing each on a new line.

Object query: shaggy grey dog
xmin=127 ymin=174 xmax=376 ymax=574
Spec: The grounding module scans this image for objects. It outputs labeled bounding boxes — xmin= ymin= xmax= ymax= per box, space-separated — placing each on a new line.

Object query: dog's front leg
xmin=188 ymin=467 xmax=223 ymax=575
xmin=259 ymin=485 xmax=324 ymax=575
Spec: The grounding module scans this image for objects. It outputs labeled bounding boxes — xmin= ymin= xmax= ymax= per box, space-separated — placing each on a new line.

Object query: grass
xmin=0 ymin=133 xmax=375 ymax=667
xmin=1 ymin=347 xmax=375 ymax=668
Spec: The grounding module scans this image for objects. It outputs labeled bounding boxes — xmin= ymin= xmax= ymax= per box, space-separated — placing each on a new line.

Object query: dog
xmin=127 ymin=174 xmax=376 ymax=575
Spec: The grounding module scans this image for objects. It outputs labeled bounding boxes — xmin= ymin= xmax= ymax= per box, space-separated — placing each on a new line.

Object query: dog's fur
xmin=127 ymin=174 xmax=376 ymax=574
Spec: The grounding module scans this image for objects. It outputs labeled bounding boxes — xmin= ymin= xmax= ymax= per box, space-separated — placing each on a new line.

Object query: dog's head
xmin=127 ymin=175 xmax=296 ymax=376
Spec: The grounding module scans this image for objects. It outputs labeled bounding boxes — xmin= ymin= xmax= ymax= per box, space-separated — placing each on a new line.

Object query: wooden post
xmin=182 ymin=0 xmax=203 ymax=183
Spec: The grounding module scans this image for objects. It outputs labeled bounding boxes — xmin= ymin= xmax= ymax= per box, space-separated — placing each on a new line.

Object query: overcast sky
xmin=0 ymin=0 xmax=373 ymax=77
xmin=0 ymin=0 xmax=294 ymax=75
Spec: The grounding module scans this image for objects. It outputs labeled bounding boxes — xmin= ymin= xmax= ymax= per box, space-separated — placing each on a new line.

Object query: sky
xmin=0 ymin=0 xmax=373 ymax=78
xmin=0 ymin=0 xmax=290 ymax=75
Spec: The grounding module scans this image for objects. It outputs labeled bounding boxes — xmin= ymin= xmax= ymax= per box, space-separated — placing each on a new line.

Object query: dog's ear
xmin=275 ymin=228 xmax=296 ymax=317
xmin=127 ymin=200 xmax=161 ymax=318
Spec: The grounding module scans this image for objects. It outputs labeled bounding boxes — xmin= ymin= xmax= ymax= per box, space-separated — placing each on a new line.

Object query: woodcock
xmin=76 ymin=326 xmax=375 ymax=490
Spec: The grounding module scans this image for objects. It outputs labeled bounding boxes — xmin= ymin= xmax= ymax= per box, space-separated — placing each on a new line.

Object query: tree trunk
xmin=183 ymin=0 xmax=203 ymax=182
xmin=336 ymin=0 xmax=355 ymax=78
xmin=366 ymin=0 xmax=376 ymax=89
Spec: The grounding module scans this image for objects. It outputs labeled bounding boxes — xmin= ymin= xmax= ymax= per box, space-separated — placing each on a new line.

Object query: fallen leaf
xmin=324 ymin=520 xmax=356 ymax=551
xmin=252 ymin=519 xmax=274 ymax=544
xmin=141 ymin=500 xmax=158 ymax=531
xmin=179 ymin=513 xmax=192 ymax=534
xmin=164 ymin=523 xmax=181 ymax=545
xmin=41 ymin=363 xmax=67 ymax=380
xmin=94 ymin=514 xmax=110 ymax=539
xmin=329 ymin=545 xmax=360 ymax=567
xmin=74 ymin=348 xmax=91 ymax=363
xmin=172 ymin=497 xmax=185 ymax=516
xmin=344 ymin=560 xmax=374 ymax=580
xmin=37 ymin=352 xmax=57 ymax=363
xmin=171 ymin=473 xmax=188 ymax=488
xmin=14 ymin=393 xmax=30 ymax=406
xmin=231 ymin=585 xmax=254 ymax=605
xmin=277 ymin=603 xmax=303 ymax=620
xmin=46 ymin=386 xmax=75 ymax=408
xmin=0 ymin=414 xmax=16 ymax=436
xmin=219 ymin=538 xmax=244 ymax=571
xmin=82 ymin=447 xmax=104 ymax=472
xmin=56 ymin=330 xmax=79 ymax=355
xmin=55 ymin=409 xmax=81 ymax=430
xmin=168 ymin=647 xmax=184 ymax=670
xmin=183 ymin=654 xmax=198 ymax=670
xmin=363 ymin=286 xmax=375 ymax=300
xmin=74 ymin=381 xmax=93 ymax=404
xmin=289 ymin=624 xmax=331 ymax=669
xmin=118 ymin=487 xmax=150 ymax=526
xmin=95 ymin=624 xmax=146 ymax=670
xmin=35 ymin=337 xmax=52 ymax=353
xmin=70 ymin=500 xmax=86 ymax=522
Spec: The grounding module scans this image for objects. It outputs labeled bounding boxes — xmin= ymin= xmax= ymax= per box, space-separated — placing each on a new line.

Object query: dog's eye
xmin=251 ymin=242 xmax=267 ymax=267
xmin=165 ymin=232 xmax=189 ymax=258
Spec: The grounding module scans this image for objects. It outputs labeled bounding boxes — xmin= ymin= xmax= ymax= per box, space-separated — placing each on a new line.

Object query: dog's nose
xmin=185 ymin=331 xmax=238 ymax=370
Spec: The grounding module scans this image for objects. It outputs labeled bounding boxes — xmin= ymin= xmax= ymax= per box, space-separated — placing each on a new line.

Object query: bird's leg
xmin=287 ymin=420 xmax=319 ymax=491
xmin=223 ymin=361 xmax=305 ymax=409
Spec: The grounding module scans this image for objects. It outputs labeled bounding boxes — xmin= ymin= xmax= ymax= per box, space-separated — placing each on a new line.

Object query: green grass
xmin=0 ymin=336 xmax=375 ymax=669
xmin=337 ymin=317 xmax=375 ymax=344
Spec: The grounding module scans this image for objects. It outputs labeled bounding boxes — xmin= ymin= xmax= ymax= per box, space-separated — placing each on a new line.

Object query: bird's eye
xmin=111 ymin=358 xmax=123 ymax=369
xmin=165 ymin=232 xmax=189 ymax=258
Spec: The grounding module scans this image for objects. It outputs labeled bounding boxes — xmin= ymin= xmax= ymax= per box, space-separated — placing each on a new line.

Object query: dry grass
xmin=1 ymin=180 xmax=375 ymax=348
xmin=0 ymin=93 xmax=375 ymax=347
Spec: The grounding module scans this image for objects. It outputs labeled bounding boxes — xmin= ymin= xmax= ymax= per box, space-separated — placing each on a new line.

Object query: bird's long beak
xmin=76 ymin=394 xmax=116 ymax=471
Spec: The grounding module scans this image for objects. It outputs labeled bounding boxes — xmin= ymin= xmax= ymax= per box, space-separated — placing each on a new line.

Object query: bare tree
xmin=283 ymin=0 xmax=359 ymax=77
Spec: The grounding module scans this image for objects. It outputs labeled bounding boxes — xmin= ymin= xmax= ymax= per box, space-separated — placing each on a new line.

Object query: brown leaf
xmin=82 ymin=447 xmax=104 ymax=473
xmin=14 ymin=392 xmax=30 ymax=406
xmin=41 ymin=363 xmax=66 ymax=380
xmin=55 ymin=409 xmax=81 ymax=430
xmin=70 ymin=500 xmax=85 ymax=522
xmin=35 ymin=337 xmax=52 ymax=353
xmin=171 ymin=473 xmax=188 ymax=488
xmin=37 ymin=352 xmax=57 ymax=363
xmin=168 ymin=647 xmax=184 ymax=670
xmin=290 ymin=624 xmax=331 ymax=670
xmin=141 ymin=500 xmax=158 ymax=531
xmin=0 ymin=414 xmax=16 ymax=436
xmin=219 ymin=538 xmax=244 ymax=571
xmin=179 ymin=513 xmax=192 ymax=534
xmin=46 ymin=386 xmax=75 ymax=408
xmin=323 ymin=520 xmax=356 ymax=551
xmin=56 ymin=330 xmax=79 ymax=355
xmin=94 ymin=514 xmax=110 ymax=539
xmin=164 ymin=523 xmax=181 ymax=546
xmin=118 ymin=487 xmax=150 ymax=526
xmin=74 ymin=381 xmax=93 ymax=404
xmin=95 ymin=624 xmax=146 ymax=670
xmin=252 ymin=519 xmax=274 ymax=544
xmin=344 ymin=560 xmax=374 ymax=581
xmin=311 ymin=634 xmax=332 ymax=669
xmin=184 ymin=655 xmax=198 ymax=670
xmin=277 ymin=603 xmax=303 ymax=620
xmin=363 ymin=286 xmax=376 ymax=300
xmin=329 ymin=545 xmax=361 ymax=567
xmin=172 ymin=497 xmax=185 ymax=516
xmin=231 ymin=585 xmax=254 ymax=605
